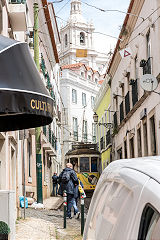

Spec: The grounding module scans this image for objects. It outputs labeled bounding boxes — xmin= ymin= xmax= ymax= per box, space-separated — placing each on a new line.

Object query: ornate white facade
xmin=59 ymin=0 xmax=107 ymax=71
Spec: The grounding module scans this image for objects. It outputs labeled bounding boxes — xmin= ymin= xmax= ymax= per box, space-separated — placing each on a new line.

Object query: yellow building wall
xmin=96 ymin=87 xmax=111 ymax=170
xmin=101 ymin=148 xmax=111 ymax=171
xmin=96 ymin=88 xmax=110 ymax=119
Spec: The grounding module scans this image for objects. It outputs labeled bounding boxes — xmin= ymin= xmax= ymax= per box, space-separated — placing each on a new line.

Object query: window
xmin=143 ymin=32 xmax=152 ymax=74
xmin=91 ymin=96 xmax=95 ymax=109
xmin=117 ymin=147 xmax=122 ymax=159
xmin=95 ymin=78 xmax=98 ymax=83
xmin=80 ymin=157 xmax=89 ymax=172
xmin=124 ymin=140 xmax=127 ymax=158
xmin=72 ymin=89 xmax=77 ymax=103
xmin=65 ymin=34 xmax=68 ymax=47
xmin=80 ymin=32 xmax=85 ymax=44
xmin=92 ymin=123 xmax=96 ymax=143
xmin=27 ymin=140 xmax=32 ymax=178
xmin=82 ymin=93 xmax=86 ymax=106
xmin=135 ymin=56 xmax=139 ymax=79
xmin=91 ymin=157 xmax=98 ymax=172
xmin=150 ymin=115 xmax=156 ymax=155
xmin=81 ymin=72 xmax=84 ymax=77
xmin=137 ymin=128 xmax=142 ymax=157
xmin=83 ymin=120 xmax=87 ymax=142
xmin=88 ymin=75 xmax=91 ymax=80
xmin=73 ymin=117 xmax=78 ymax=141
xmin=143 ymin=122 xmax=148 ymax=156
xmin=138 ymin=204 xmax=160 ymax=240
xmin=130 ymin=137 xmax=134 ymax=158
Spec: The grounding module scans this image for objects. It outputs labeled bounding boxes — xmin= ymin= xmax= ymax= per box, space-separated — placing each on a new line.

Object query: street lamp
xmin=93 ymin=112 xmax=113 ymax=129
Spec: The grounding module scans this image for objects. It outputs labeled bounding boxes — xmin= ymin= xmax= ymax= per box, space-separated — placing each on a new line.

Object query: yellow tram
xmin=65 ymin=143 xmax=101 ymax=191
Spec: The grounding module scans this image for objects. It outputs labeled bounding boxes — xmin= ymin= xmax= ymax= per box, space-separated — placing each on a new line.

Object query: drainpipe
xmin=34 ymin=3 xmax=43 ymax=204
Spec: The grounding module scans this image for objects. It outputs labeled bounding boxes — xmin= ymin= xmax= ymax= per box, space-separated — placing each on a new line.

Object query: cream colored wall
xmin=110 ymin=0 xmax=160 ymax=160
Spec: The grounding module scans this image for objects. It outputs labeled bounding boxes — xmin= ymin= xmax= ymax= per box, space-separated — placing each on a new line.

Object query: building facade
xmin=0 ymin=0 xmax=61 ymax=238
xmin=107 ymin=0 xmax=160 ymax=160
xmin=94 ymin=76 xmax=112 ymax=171
xmin=60 ymin=63 xmax=101 ymax=162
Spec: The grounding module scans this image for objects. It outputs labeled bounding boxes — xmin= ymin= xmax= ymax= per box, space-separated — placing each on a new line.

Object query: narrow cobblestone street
xmin=15 ymin=196 xmax=89 ymax=240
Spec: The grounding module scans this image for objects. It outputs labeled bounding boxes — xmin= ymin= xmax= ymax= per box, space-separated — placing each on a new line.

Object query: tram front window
xmin=91 ymin=157 xmax=98 ymax=172
xmin=80 ymin=157 xmax=89 ymax=172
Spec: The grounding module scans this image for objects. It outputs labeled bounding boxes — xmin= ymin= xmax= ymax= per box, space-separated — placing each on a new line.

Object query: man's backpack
xmin=61 ymin=171 xmax=70 ymax=184
xmin=52 ymin=175 xmax=57 ymax=184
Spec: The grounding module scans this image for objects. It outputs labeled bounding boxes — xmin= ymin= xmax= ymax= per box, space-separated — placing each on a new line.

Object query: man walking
xmin=58 ymin=163 xmax=78 ymax=219
xmin=52 ymin=172 xmax=58 ymax=196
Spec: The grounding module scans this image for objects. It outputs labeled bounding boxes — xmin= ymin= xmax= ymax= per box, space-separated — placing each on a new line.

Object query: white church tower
xmin=59 ymin=0 xmax=100 ymax=69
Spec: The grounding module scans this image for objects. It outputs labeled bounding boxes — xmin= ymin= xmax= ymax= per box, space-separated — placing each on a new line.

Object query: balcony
xmin=8 ymin=0 xmax=27 ymax=31
xmin=42 ymin=125 xmax=57 ymax=156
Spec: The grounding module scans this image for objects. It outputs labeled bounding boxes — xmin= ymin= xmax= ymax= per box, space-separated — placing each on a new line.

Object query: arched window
xmin=80 ymin=32 xmax=85 ymax=44
xmin=74 ymin=5 xmax=76 ymax=11
xmin=65 ymin=34 xmax=68 ymax=47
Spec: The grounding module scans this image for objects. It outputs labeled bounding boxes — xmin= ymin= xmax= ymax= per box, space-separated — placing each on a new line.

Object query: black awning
xmin=0 ymin=35 xmax=53 ymax=132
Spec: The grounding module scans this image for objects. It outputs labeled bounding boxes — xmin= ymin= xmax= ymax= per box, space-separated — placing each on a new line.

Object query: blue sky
xmin=49 ymin=0 xmax=130 ymax=54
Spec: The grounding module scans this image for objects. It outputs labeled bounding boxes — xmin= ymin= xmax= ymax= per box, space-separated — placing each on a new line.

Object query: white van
xmin=83 ymin=157 xmax=160 ymax=240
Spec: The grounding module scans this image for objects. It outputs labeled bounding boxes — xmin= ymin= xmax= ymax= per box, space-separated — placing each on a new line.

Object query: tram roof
xmin=65 ymin=148 xmax=100 ymax=156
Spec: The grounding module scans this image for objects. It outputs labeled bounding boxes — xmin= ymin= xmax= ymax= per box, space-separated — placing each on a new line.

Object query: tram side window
xmin=91 ymin=157 xmax=98 ymax=172
xmin=70 ymin=158 xmax=78 ymax=173
xmin=80 ymin=157 xmax=89 ymax=172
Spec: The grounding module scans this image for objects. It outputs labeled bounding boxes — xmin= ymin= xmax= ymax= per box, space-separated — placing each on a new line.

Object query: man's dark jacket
xmin=58 ymin=167 xmax=78 ymax=195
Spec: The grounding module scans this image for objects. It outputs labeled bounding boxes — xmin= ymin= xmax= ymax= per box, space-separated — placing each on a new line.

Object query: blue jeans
xmin=67 ymin=194 xmax=74 ymax=217
xmin=53 ymin=183 xmax=58 ymax=196
xmin=73 ymin=198 xmax=79 ymax=215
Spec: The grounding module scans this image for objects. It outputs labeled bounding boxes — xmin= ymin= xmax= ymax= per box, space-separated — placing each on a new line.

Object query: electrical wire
xmin=126 ymin=15 xmax=160 ymax=47
xmin=81 ymin=0 xmax=144 ymax=20
xmin=56 ymin=0 xmax=70 ymax=14
xmin=55 ymin=15 xmax=122 ymax=42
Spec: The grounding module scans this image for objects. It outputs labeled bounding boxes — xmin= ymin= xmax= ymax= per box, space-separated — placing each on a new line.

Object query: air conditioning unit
xmin=0 ymin=190 xmax=16 ymax=240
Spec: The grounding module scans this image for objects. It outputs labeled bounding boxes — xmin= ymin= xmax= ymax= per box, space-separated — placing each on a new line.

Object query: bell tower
xmin=70 ymin=0 xmax=81 ymax=15
xmin=59 ymin=0 xmax=100 ymax=69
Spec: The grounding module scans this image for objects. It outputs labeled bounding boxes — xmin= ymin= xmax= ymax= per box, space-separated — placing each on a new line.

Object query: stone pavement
xmin=16 ymin=196 xmax=83 ymax=240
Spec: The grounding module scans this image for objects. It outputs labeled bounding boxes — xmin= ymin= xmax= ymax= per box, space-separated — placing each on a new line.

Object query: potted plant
xmin=0 ymin=221 xmax=10 ymax=240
